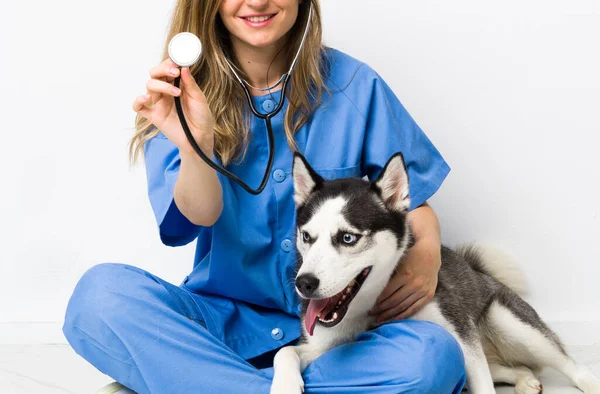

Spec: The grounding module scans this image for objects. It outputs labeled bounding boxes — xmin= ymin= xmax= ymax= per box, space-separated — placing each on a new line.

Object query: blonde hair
xmin=129 ymin=0 xmax=327 ymax=166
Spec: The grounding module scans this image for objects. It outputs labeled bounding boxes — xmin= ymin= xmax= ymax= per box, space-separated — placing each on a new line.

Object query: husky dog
xmin=270 ymin=152 xmax=600 ymax=394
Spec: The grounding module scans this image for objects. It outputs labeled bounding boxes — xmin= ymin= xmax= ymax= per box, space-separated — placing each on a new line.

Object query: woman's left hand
xmin=369 ymin=240 xmax=440 ymax=323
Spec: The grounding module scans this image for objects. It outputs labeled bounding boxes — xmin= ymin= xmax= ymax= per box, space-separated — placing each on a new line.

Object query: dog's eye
xmin=302 ymin=231 xmax=311 ymax=243
xmin=342 ymin=233 xmax=358 ymax=245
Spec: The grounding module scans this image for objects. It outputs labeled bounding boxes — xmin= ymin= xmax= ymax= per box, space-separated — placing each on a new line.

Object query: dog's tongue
xmin=305 ymin=299 xmax=330 ymax=336
xmin=305 ymin=295 xmax=343 ymax=336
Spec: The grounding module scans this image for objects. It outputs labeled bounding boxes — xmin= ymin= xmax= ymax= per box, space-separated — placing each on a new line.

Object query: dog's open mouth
xmin=305 ymin=266 xmax=372 ymax=336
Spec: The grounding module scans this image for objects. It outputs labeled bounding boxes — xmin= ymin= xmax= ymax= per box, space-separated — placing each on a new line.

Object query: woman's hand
xmin=369 ymin=202 xmax=442 ymax=323
xmin=132 ymin=58 xmax=215 ymax=155
xmin=369 ymin=241 xmax=440 ymax=322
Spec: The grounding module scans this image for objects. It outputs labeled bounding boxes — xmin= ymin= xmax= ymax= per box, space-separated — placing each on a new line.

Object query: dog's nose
xmin=296 ymin=274 xmax=320 ymax=297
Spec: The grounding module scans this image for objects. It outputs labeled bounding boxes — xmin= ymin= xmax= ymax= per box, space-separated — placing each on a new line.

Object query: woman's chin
xmin=231 ymin=29 xmax=288 ymax=51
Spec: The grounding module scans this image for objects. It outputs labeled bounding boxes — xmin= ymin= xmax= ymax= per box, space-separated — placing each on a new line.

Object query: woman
xmin=63 ymin=0 xmax=466 ymax=393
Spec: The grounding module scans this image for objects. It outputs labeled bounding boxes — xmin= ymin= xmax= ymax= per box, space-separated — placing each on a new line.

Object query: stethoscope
xmin=168 ymin=5 xmax=312 ymax=195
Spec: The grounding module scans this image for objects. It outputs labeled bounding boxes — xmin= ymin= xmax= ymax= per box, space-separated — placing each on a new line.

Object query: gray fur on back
xmin=437 ymin=245 xmax=566 ymax=354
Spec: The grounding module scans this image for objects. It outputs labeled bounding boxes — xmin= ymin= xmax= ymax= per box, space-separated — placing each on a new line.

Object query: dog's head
xmin=292 ymin=152 xmax=412 ymax=335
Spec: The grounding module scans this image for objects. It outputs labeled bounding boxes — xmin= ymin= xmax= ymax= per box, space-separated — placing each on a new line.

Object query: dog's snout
xmin=296 ymin=274 xmax=320 ymax=297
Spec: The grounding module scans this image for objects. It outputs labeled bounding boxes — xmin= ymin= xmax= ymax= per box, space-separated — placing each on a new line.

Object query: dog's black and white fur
xmin=270 ymin=152 xmax=600 ymax=394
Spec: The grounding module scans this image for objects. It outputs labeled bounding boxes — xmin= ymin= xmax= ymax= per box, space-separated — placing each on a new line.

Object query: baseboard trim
xmin=1 ymin=321 xmax=598 ymax=346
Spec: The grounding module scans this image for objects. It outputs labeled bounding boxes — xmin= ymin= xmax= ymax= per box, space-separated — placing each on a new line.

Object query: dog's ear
xmin=293 ymin=152 xmax=323 ymax=206
xmin=373 ymin=152 xmax=410 ymax=212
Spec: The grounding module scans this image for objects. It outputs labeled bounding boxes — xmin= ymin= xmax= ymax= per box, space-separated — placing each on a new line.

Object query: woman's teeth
xmin=245 ymin=15 xmax=273 ymax=23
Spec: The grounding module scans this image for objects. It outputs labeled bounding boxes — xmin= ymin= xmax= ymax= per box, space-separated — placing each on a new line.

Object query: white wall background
xmin=0 ymin=0 xmax=598 ymax=345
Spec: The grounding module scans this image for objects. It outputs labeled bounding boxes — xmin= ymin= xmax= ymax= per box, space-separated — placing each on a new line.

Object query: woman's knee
xmin=63 ymin=263 xmax=206 ymax=349
xmin=365 ymin=320 xmax=466 ymax=391
xmin=64 ymin=263 xmax=136 ymax=321
xmin=62 ymin=263 xmax=148 ymax=350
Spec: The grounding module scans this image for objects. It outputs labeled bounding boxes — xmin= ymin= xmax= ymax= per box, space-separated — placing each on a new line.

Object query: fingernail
xmin=144 ymin=94 xmax=150 ymax=100
xmin=172 ymin=87 xmax=181 ymax=95
xmin=169 ymin=68 xmax=178 ymax=76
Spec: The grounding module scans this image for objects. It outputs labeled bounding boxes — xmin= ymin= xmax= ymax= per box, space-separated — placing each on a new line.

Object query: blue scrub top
xmin=143 ymin=49 xmax=450 ymax=361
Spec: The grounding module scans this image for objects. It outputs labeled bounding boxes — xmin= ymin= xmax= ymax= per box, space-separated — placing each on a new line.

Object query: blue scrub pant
xmin=63 ymin=263 xmax=466 ymax=394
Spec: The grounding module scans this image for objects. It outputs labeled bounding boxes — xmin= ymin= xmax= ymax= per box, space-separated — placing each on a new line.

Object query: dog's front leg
xmin=271 ymin=344 xmax=323 ymax=394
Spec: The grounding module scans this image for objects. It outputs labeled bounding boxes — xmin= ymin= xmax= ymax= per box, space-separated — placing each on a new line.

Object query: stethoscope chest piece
xmin=168 ymin=32 xmax=202 ymax=67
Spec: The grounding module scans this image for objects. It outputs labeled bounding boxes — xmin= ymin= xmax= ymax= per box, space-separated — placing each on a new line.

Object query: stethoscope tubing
xmin=173 ymin=73 xmax=291 ymax=195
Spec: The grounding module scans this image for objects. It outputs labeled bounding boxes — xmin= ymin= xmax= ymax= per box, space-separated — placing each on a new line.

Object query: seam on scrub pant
xmin=244 ymin=374 xmax=272 ymax=394
xmin=70 ymin=324 xmax=136 ymax=366
xmin=159 ymin=281 xmax=207 ymax=329
xmin=179 ymin=284 xmax=222 ymax=340
xmin=70 ymin=325 xmax=151 ymax=394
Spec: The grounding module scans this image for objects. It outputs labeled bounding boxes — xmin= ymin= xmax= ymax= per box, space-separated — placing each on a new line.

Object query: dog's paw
xmin=270 ymin=371 xmax=305 ymax=394
xmin=515 ymin=377 xmax=543 ymax=394
xmin=581 ymin=380 xmax=600 ymax=394
xmin=575 ymin=366 xmax=600 ymax=393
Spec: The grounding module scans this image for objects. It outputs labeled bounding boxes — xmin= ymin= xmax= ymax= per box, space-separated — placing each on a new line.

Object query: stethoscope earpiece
xmin=168 ymin=32 xmax=202 ymax=67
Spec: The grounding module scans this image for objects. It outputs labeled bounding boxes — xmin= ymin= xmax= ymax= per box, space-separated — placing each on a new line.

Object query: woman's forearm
xmin=407 ymin=202 xmax=442 ymax=267
xmin=173 ymin=151 xmax=223 ymax=226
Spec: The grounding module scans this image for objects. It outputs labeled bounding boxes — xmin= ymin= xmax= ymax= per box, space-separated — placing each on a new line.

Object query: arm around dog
xmin=370 ymin=201 xmax=442 ymax=321
xmin=355 ymin=65 xmax=447 ymax=319
xmin=408 ymin=202 xmax=442 ymax=252
xmin=401 ymin=202 xmax=442 ymax=308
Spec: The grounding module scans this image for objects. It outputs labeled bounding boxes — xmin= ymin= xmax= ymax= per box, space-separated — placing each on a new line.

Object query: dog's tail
xmin=456 ymin=244 xmax=527 ymax=296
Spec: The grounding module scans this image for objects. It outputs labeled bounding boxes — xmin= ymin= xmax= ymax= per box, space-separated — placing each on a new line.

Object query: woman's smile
xmin=239 ymin=13 xmax=278 ymax=28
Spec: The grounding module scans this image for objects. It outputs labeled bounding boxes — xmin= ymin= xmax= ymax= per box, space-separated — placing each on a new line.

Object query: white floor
xmin=0 ymin=344 xmax=598 ymax=393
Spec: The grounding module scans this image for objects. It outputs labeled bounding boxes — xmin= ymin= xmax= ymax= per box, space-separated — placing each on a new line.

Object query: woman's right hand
xmin=132 ymin=58 xmax=215 ymax=156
